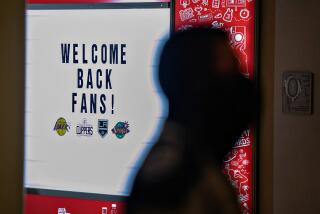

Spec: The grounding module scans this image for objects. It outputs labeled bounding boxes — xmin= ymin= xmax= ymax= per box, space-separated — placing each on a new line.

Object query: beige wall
xmin=274 ymin=0 xmax=320 ymax=213
xmin=0 ymin=1 xmax=25 ymax=213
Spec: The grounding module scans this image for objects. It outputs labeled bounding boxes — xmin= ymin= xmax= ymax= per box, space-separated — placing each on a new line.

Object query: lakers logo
xmin=53 ymin=117 xmax=70 ymax=136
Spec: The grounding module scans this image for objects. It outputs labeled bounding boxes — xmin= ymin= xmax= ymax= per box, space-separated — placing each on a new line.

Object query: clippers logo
xmin=98 ymin=119 xmax=108 ymax=138
xmin=112 ymin=121 xmax=130 ymax=139
xmin=76 ymin=119 xmax=93 ymax=136
xmin=53 ymin=117 xmax=70 ymax=136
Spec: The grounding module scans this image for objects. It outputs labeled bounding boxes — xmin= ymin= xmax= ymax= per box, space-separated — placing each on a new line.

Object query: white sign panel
xmin=25 ymin=8 xmax=170 ymax=196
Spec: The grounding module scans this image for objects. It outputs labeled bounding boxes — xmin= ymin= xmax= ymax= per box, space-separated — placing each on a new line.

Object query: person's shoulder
xmin=137 ymin=121 xmax=187 ymax=183
xmin=127 ymin=121 xmax=191 ymax=213
xmin=181 ymin=165 xmax=241 ymax=214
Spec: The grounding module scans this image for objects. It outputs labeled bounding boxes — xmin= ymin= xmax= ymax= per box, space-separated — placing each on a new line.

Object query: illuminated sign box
xmin=25 ymin=1 xmax=170 ymax=213
xmin=25 ymin=0 xmax=257 ymax=213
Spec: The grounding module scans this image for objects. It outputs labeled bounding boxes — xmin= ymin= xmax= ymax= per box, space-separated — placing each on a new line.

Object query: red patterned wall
xmin=174 ymin=1 xmax=256 ymax=213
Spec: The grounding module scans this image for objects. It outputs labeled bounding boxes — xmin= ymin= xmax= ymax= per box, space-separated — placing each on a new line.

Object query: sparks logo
xmin=112 ymin=121 xmax=130 ymax=139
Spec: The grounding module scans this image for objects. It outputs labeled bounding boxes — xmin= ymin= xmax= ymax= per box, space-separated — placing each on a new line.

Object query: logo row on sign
xmin=53 ymin=117 xmax=130 ymax=139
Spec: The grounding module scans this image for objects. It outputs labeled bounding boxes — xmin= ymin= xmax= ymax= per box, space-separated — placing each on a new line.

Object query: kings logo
xmin=98 ymin=119 xmax=108 ymax=138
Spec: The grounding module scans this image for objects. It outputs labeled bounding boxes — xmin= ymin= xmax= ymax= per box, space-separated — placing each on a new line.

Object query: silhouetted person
xmin=126 ymin=28 xmax=256 ymax=214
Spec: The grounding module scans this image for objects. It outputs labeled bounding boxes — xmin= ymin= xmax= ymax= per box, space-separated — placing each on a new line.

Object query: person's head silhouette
xmin=158 ymin=28 xmax=256 ymax=164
